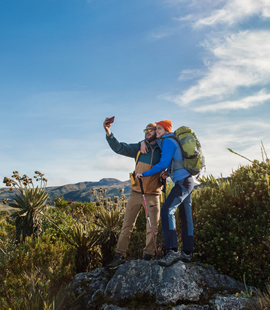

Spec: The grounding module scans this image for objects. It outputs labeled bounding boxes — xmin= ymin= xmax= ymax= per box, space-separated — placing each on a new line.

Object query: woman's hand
xmin=160 ymin=170 xmax=169 ymax=179
xmin=136 ymin=173 xmax=143 ymax=179
xmin=140 ymin=140 xmax=148 ymax=154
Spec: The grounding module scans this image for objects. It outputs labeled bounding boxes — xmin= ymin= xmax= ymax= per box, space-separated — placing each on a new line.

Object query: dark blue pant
xmin=161 ymin=176 xmax=194 ymax=252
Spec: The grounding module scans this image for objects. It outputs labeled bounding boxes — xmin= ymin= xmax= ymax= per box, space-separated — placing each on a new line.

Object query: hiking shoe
xmin=143 ymin=254 xmax=153 ymax=261
xmin=106 ymin=253 xmax=125 ymax=269
xmin=158 ymin=250 xmax=181 ymax=267
xmin=180 ymin=250 xmax=192 ymax=263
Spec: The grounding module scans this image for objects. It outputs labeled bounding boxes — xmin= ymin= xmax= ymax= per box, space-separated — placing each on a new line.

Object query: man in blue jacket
xmin=103 ymin=117 xmax=163 ymax=268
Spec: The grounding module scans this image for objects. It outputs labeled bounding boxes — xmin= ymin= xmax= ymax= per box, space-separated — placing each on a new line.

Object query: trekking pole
xmin=138 ymin=178 xmax=159 ymax=256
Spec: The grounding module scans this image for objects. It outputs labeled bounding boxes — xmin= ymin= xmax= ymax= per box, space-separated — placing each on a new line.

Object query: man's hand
xmin=140 ymin=140 xmax=149 ymax=154
xmin=103 ymin=117 xmax=112 ymax=136
xmin=135 ymin=173 xmax=143 ymax=179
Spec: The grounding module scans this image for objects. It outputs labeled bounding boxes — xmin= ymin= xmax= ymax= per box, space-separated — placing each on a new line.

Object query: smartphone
xmin=106 ymin=116 xmax=115 ymax=124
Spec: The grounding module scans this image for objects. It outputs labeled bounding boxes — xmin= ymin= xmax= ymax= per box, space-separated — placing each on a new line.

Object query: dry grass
xmin=0 ymin=203 xmax=15 ymax=212
xmin=245 ymin=284 xmax=270 ymax=309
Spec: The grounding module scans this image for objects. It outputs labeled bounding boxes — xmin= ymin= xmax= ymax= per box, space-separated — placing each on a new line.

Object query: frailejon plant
xmin=3 ymin=171 xmax=49 ymax=242
xmin=41 ymin=206 xmax=101 ymax=273
xmin=63 ymin=223 xmax=101 ymax=273
xmin=95 ymin=204 xmax=124 ymax=266
xmin=192 ymin=147 xmax=270 ymax=288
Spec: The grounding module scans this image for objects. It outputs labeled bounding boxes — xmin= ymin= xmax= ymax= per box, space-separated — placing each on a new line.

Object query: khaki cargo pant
xmin=115 ymin=190 xmax=160 ymax=257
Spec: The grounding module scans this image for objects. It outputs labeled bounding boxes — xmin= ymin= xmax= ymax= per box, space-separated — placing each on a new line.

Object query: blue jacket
xmin=142 ymin=133 xmax=190 ymax=183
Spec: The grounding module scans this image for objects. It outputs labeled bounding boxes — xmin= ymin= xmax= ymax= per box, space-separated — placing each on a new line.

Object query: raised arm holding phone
xmin=103 ymin=117 xmax=163 ymax=268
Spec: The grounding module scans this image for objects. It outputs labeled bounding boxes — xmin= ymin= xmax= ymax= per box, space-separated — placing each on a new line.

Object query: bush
xmin=42 ymin=207 xmax=77 ymax=240
xmin=0 ymin=233 xmax=76 ymax=308
xmin=192 ymin=159 xmax=270 ymax=288
xmin=54 ymin=197 xmax=96 ymax=224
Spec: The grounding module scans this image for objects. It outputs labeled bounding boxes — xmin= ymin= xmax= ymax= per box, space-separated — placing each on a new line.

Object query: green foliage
xmin=42 ymin=207 xmax=77 ymax=240
xmin=64 ymin=223 xmax=101 ymax=273
xmin=54 ymin=197 xmax=95 ymax=224
xmin=193 ymin=159 xmax=270 ymax=288
xmin=0 ymin=233 xmax=76 ymax=309
xmin=95 ymin=204 xmax=125 ymax=266
xmin=0 ymin=213 xmax=15 ymax=243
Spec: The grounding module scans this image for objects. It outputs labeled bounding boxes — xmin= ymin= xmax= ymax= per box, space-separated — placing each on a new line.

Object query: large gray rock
xmin=69 ymin=259 xmax=253 ymax=309
xmin=68 ymin=268 xmax=111 ymax=309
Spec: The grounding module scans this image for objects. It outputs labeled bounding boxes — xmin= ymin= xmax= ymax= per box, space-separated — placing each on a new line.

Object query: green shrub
xmin=0 ymin=233 xmax=76 ymax=308
xmin=54 ymin=197 xmax=96 ymax=224
xmin=0 ymin=213 xmax=16 ymax=243
xmin=42 ymin=207 xmax=77 ymax=240
xmin=192 ymin=159 xmax=270 ymax=288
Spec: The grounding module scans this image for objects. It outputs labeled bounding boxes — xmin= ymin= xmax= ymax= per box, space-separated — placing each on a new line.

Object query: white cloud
xmin=166 ymin=30 xmax=270 ymax=109
xmin=178 ymin=69 xmax=205 ymax=81
xmin=194 ymin=0 xmax=270 ymax=27
xmin=149 ymin=31 xmax=172 ymax=40
xmin=194 ymin=89 xmax=270 ymax=112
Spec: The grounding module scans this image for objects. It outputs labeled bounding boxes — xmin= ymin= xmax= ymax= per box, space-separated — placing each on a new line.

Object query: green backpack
xmin=164 ymin=126 xmax=205 ymax=177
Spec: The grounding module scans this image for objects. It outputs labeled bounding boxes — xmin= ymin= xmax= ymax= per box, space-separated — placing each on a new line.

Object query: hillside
xmin=0 ymin=177 xmax=205 ymax=209
xmin=0 ymin=178 xmax=131 ymax=205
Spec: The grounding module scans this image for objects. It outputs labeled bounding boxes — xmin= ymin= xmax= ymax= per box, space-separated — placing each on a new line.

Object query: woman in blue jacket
xmin=136 ymin=120 xmax=194 ymax=267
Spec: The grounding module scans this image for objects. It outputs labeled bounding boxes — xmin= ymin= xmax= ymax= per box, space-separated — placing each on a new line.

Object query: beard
xmin=145 ymin=133 xmax=157 ymax=143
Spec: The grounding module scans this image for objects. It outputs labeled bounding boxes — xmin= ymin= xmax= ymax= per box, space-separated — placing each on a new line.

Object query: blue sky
xmin=1 ymin=0 xmax=270 ymax=187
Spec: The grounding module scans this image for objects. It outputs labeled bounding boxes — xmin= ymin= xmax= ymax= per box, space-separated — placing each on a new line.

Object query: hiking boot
xmin=179 ymin=250 xmax=192 ymax=263
xmin=106 ymin=253 xmax=125 ymax=269
xmin=158 ymin=250 xmax=181 ymax=267
xmin=143 ymin=254 xmax=152 ymax=261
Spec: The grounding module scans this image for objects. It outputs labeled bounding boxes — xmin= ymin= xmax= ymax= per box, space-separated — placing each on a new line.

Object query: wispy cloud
xmin=194 ymin=0 xmax=270 ymax=27
xmin=178 ymin=69 xmax=205 ymax=81
xmin=194 ymin=89 xmax=270 ymax=112
xmin=165 ymin=30 xmax=270 ymax=110
xmin=149 ymin=30 xmax=173 ymax=40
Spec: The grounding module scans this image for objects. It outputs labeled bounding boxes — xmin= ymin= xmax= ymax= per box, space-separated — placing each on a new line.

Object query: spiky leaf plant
xmin=95 ymin=205 xmax=124 ymax=266
xmin=3 ymin=171 xmax=49 ymax=243
xmin=64 ymin=223 xmax=101 ymax=273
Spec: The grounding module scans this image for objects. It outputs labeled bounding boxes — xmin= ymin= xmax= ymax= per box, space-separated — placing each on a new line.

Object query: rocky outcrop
xmin=69 ymin=259 xmax=254 ymax=309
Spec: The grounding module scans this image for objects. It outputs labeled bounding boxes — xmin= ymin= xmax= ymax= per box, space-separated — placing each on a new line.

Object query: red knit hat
xmin=157 ymin=120 xmax=172 ymax=133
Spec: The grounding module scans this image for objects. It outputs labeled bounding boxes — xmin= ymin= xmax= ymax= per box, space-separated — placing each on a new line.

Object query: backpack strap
xmin=135 ymin=150 xmax=141 ymax=165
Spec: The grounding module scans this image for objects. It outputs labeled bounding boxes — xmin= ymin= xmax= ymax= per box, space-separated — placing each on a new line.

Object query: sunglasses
xmin=143 ymin=127 xmax=154 ymax=133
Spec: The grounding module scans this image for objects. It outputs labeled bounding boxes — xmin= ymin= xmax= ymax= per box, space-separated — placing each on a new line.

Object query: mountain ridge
xmin=0 ymin=178 xmax=131 ymax=203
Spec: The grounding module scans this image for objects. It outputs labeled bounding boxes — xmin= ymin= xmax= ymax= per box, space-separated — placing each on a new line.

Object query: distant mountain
xmin=0 ymin=177 xmax=209 ymax=206
xmin=0 ymin=178 xmax=131 ymax=203
xmin=47 ymin=178 xmax=131 ymax=202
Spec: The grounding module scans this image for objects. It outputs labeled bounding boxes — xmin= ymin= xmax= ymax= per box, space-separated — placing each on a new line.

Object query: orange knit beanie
xmin=157 ymin=120 xmax=172 ymax=133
